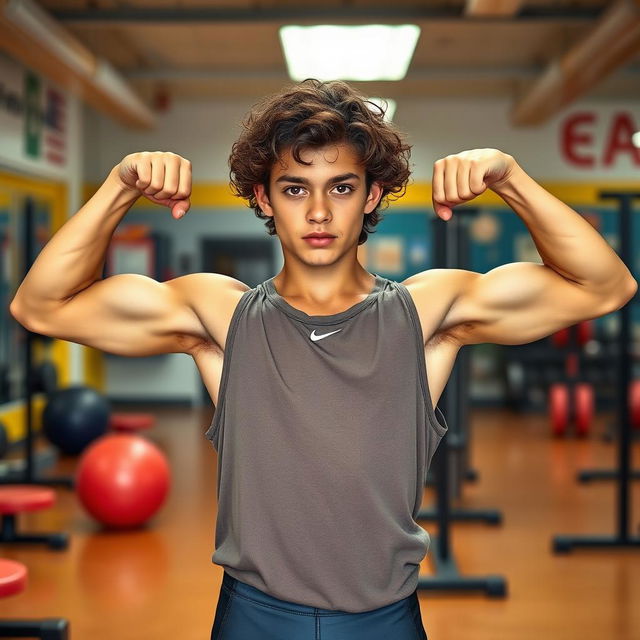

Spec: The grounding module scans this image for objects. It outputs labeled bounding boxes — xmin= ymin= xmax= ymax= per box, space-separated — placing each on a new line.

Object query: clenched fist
xmin=432 ymin=148 xmax=516 ymax=220
xmin=114 ymin=151 xmax=192 ymax=219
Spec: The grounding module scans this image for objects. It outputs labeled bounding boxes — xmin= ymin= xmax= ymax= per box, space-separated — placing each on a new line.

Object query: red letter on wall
xmin=561 ymin=112 xmax=595 ymax=168
xmin=603 ymin=112 xmax=640 ymax=168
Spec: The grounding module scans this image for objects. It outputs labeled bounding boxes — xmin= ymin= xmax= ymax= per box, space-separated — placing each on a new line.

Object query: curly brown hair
xmin=228 ymin=78 xmax=413 ymax=245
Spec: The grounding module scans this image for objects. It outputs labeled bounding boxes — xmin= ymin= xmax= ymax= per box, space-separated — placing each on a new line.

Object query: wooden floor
xmin=1 ymin=405 xmax=639 ymax=640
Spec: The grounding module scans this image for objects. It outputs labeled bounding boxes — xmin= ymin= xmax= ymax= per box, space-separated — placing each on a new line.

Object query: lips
xmin=304 ymin=236 xmax=335 ymax=247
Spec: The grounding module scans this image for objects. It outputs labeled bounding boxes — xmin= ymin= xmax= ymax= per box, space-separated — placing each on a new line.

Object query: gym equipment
xmin=501 ymin=328 xmax=614 ymax=415
xmin=42 ymin=385 xmax=111 ymax=455
xmin=0 ymin=485 xmax=68 ymax=549
xmin=548 ymin=321 xmax=596 ymax=436
xmin=0 ymin=558 xmax=69 ymax=639
xmin=553 ymin=190 xmax=640 ymax=551
xmin=417 ymin=208 xmax=507 ymax=597
xmin=0 ymin=421 xmax=8 ymax=459
xmin=0 ymin=363 xmax=9 ymax=404
xmin=0 ymin=196 xmax=73 ymax=493
xmin=75 ymin=433 xmax=170 ymax=529
xmin=500 ymin=338 xmax=563 ymax=412
xmin=421 ymin=207 xmax=502 ymax=509
xmin=551 ymin=320 xmax=593 ymax=348
xmin=32 ymin=358 xmax=59 ymax=396
xmin=109 ymin=412 xmax=155 ymax=433
xmin=629 ymin=380 xmax=640 ymax=429
xmin=574 ymin=382 xmax=595 ymax=436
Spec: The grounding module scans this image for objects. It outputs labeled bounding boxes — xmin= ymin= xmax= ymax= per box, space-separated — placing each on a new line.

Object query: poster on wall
xmin=0 ymin=51 xmax=68 ymax=174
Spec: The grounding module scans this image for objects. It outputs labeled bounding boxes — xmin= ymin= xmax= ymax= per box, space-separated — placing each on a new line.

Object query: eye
xmin=282 ymin=184 xmax=355 ymax=196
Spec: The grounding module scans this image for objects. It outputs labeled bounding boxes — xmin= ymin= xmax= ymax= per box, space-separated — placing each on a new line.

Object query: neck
xmin=273 ymin=264 xmax=375 ymax=308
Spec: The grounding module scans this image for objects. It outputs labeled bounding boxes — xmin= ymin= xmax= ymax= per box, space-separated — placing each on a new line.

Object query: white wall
xmin=84 ymin=95 xmax=640 ymax=183
xmin=398 ymin=99 xmax=639 ymax=180
xmin=83 ymin=99 xmax=251 ymax=184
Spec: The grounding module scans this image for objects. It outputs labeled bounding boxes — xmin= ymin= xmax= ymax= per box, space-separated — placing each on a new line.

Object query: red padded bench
xmin=0 ymin=558 xmax=69 ymax=639
xmin=109 ymin=412 xmax=155 ymax=433
xmin=0 ymin=486 xmax=68 ymax=550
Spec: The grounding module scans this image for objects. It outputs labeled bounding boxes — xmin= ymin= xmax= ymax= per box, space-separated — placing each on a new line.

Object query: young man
xmin=10 ymin=79 xmax=636 ymax=639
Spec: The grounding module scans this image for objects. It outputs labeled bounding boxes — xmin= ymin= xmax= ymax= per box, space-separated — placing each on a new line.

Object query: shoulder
xmin=401 ymin=268 xmax=476 ymax=292
xmin=400 ymin=268 xmax=479 ymax=344
xmin=169 ymin=272 xmax=251 ymax=301
xmin=167 ymin=273 xmax=252 ymax=352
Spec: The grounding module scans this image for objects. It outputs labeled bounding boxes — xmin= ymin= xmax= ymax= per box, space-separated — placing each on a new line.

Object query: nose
xmin=307 ymin=195 xmax=332 ymax=223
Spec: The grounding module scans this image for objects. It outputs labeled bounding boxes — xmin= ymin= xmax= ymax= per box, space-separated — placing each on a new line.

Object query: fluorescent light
xmin=279 ymin=24 xmax=420 ymax=82
xmin=366 ymin=97 xmax=397 ymax=122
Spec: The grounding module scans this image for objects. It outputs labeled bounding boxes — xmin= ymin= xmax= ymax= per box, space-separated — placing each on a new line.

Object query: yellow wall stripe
xmin=85 ymin=181 xmax=640 ymax=209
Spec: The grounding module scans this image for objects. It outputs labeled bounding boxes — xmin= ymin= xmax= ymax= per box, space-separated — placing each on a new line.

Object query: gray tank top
xmin=205 ymin=273 xmax=448 ymax=613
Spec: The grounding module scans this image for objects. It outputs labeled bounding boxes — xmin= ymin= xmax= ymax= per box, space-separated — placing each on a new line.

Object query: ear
xmin=253 ymin=184 xmax=274 ymax=217
xmin=364 ymin=182 xmax=383 ymax=214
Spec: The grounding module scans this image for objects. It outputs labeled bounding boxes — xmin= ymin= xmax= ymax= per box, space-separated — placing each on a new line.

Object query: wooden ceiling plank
xmin=0 ymin=0 xmax=155 ymax=128
xmin=511 ymin=0 xmax=640 ymax=126
xmin=464 ymin=0 xmax=525 ymax=18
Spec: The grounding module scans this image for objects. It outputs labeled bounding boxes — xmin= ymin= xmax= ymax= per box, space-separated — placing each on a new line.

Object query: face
xmin=253 ymin=142 xmax=383 ymax=267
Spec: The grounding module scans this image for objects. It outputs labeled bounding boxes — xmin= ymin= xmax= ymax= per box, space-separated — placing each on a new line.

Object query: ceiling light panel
xmin=279 ymin=24 xmax=420 ymax=82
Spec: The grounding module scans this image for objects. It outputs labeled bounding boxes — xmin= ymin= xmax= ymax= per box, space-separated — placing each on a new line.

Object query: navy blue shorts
xmin=211 ymin=571 xmax=428 ymax=640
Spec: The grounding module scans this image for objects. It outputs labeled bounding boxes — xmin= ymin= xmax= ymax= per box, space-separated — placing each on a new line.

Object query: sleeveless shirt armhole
xmin=204 ymin=288 xmax=254 ymax=447
xmin=394 ymin=282 xmax=449 ymax=438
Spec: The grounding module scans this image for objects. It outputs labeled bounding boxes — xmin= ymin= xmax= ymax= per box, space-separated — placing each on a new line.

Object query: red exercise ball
xmin=76 ymin=433 xmax=170 ymax=529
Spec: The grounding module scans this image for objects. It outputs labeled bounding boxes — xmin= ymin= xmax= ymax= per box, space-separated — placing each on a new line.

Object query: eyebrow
xmin=274 ymin=172 xmax=361 ymax=185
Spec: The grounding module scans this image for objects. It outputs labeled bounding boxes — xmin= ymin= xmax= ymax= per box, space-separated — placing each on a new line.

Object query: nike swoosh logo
xmin=310 ymin=328 xmax=343 ymax=342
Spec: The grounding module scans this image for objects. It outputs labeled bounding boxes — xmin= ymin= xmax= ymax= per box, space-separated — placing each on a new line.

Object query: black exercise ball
xmin=42 ymin=385 xmax=111 ymax=455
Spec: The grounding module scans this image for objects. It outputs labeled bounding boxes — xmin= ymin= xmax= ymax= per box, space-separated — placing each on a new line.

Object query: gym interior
xmin=0 ymin=1 xmax=639 ymax=638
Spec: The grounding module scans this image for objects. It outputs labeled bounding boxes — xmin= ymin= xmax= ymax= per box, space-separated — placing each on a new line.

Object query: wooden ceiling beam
xmin=511 ymin=0 xmax=640 ymax=126
xmin=464 ymin=0 xmax=524 ymax=18
xmin=0 ymin=0 xmax=156 ymax=129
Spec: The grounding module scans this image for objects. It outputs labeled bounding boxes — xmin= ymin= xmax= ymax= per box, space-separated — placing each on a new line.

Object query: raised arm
xmin=8 ymin=151 xmax=225 ymax=356
xmin=418 ymin=148 xmax=637 ymax=346
xmin=11 ymin=272 xmax=247 ymax=357
xmin=407 ymin=264 xmax=634 ymax=347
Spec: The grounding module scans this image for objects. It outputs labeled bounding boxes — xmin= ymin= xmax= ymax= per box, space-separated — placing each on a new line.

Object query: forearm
xmin=11 ymin=165 xmax=139 ymax=316
xmin=493 ymin=161 xmax=636 ymax=294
